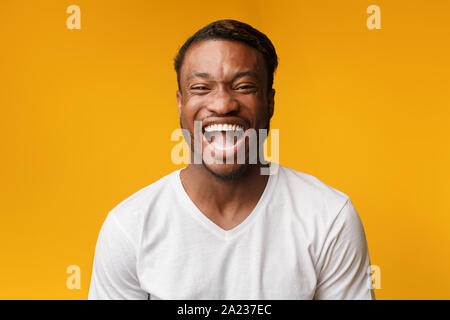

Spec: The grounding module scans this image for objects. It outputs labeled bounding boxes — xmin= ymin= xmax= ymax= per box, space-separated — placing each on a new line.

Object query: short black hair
xmin=174 ymin=19 xmax=278 ymax=92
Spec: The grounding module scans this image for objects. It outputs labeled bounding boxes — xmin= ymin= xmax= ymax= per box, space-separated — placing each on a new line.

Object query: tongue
xmin=211 ymin=132 xmax=236 ymax=149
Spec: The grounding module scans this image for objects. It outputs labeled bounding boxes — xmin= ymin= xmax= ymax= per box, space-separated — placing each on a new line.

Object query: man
xmin=88 ymin=19 xmax=375 ymax=300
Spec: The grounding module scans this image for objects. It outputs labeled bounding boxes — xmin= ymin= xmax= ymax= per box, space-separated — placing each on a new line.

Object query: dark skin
xmin=176 ymin=40 xmax=275 ymax=231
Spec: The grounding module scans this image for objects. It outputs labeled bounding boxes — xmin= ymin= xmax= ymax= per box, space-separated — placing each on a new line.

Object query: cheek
xmin=241 ymin=96 xmax=269 ymax=124
xmin=179 ymin=100 xmax=203 ymax=129
xmin=180 ymin=97 xmax=196 ymax=116
xmin=184 ymin=95 xmax=211 ymax=116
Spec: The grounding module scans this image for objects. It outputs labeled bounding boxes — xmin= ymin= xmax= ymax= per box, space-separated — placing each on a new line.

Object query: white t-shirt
xmin=88 ymin=164 xmax=375 ymax=300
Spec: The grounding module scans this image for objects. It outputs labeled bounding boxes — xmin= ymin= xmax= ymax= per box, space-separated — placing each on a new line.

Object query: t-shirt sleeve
xmin=88 ymin=212 xmax=148 ymax=300
xmin=313 ymin=198 xmax=375 ymax=300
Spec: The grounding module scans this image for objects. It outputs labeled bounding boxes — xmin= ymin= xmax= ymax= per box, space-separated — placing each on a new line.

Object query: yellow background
xmin=1 ymin=0 xmax=449 ymax=299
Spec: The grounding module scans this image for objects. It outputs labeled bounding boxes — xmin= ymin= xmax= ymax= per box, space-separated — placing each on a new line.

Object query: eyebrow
xmin=186 ymin=70 xmax=258 ymax=82
xmin=231 ymin=70 xmax=258 ymax=82
xmin=186 ymin=72 xmax=211 ymax=81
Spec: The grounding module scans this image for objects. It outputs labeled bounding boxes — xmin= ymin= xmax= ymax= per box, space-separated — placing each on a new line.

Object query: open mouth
xmin=203 ymin=123 xmax=245 ymax=149
xmin=202 ymin=122 xmax=247 ymax=160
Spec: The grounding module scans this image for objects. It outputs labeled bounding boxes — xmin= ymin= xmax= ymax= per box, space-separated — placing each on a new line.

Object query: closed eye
xmin=190 ymin=86 xmax=211 ymax=95
xmin=237 ymin=85 xmax=254 ymax=89
xmin=235 ymin=85 xmax=257 ymax=93
xmin=191 ymin=86 xmax=210 ymax=90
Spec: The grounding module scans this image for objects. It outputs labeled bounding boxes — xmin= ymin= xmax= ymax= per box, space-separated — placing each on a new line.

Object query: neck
xmin=180 ymin=163 xmax=269 ymax=217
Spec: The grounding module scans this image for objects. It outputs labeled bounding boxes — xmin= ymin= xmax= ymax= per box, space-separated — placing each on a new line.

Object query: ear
xmin=268 ymin=88 xmax=275 ymax=119
xmin=176 ymin=90 xmax=182 ymax=117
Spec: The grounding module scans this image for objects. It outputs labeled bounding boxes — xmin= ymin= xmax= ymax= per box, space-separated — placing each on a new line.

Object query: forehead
xmin=180 ymin=39 xmax=266 ymax=82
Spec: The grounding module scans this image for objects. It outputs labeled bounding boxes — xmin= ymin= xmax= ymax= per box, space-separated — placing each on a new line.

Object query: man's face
xmin=176 ymin=40 xmax=275 ymax=180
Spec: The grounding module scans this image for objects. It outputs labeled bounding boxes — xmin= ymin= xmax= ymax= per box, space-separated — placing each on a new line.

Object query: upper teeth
xmin=204 ymin=124 xmax=244 ymax=132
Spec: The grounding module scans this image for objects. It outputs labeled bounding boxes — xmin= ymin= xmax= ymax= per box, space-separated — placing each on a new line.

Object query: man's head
xmin=175 ymin=19 xmax=278 ymax=180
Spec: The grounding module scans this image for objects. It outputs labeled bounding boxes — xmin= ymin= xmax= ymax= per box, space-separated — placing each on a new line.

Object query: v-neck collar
xmin=173 ymin=164 xmax=279 ymax=240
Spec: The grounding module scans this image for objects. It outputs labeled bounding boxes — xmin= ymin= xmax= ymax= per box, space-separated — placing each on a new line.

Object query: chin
xmin=203 ymin=162 xmax=250 ymax=181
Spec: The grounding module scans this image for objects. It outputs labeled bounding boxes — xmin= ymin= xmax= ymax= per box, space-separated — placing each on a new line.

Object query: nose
xmin=206 ymin=87 xmax=239 ymax=115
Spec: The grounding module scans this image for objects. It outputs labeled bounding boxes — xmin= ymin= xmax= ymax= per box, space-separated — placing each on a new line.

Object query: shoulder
xmin=102 ymin=169 xmax=180 ymax=244
xmin=275 ymin=165 xmax=360 ymax=243
xmin=111 ymin=170 xmax=178 ymax=214
xmin=277 ymin=165 xmax=350 ymax=216
xmin=275 ymin=165 xmax=368 ymax=269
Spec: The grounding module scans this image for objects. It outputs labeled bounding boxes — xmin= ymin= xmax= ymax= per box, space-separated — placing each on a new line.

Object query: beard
xmin=202 ymin=161 xmax=250 ymax=181
xmin=180 ymin=117 xmax=271 ymax=181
